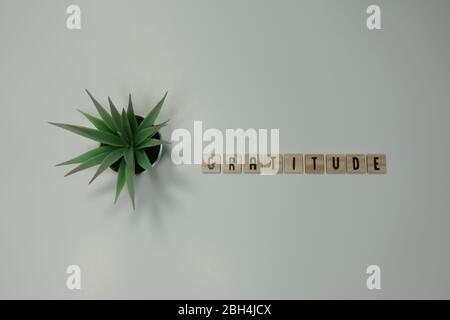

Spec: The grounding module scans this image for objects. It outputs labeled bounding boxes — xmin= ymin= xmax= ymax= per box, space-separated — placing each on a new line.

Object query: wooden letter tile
xmin=260 ymin=155 xmax=283 ymax=175
xmin=346 ymin=154 xmax=366 ymax=174
xmin=326 ymin=154 xmax=346 ymax=174
xmin=223 ymin=154 xmax=242 ymax=174
xmin=305 ymin=154 xmax=324 ymax=174
xmin=243 ymin=154 xmax=260 ymax=174
xmin=283 ymin=154 xmax=303 ymax=173
xmin=202 ymin=154 xmax=221 ymax=173
xmin=367 ymin=154 xmax=386 ymax=174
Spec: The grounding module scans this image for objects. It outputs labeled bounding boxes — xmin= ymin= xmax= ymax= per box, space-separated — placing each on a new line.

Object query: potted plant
xmin=50 ymin=90 xmax=170 ymax=209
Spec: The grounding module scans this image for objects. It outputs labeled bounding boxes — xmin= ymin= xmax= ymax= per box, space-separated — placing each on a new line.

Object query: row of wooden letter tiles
xmin=202 ymin=154 xmax=386 ymax=174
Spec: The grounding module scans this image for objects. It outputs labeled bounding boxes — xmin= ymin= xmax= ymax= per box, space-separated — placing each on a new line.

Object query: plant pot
xmin=105 ymin=115 xmax=163 ymax=175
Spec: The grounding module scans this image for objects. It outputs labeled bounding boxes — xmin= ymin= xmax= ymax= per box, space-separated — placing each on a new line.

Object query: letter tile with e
xmin=367 ymin=154 xmax=386 ymax=174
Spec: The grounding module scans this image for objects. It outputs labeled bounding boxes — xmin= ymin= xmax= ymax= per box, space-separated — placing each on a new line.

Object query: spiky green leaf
xmin=108 ymin=97 xmax=129 ymax=143
xmin=137 ymin=92 xmax=168 ymax=132
xmin=64 ymin=152 xmax=109 ymax=177
xmin=135 ymin=121 xmax=169 ymax=146
xmin=89 ymin=148 xmax=125 ymax=184
xmin=123 ymin=148 xmax=135 ymax=210
xmin=55 ymin=146 xmax=115 ymax=166
xmin=114 ymin=159 xmax=126 ymax=203
xmin=137 ymin=138 xmax=170 ymax=149
xmin=85 ymin=89 xmax=116 ymax=131
xmin=78 ymin=110 xmax=114 ymax=133
xmin=121 ymin=109 xmax=133 ymax=143
xmin=127 ymin=94 xmax=138 ymax=134
xmin=49 ymin=122 xmax=125 ymax=146
xmin=135 ymin=149 xmax=154 ymax=173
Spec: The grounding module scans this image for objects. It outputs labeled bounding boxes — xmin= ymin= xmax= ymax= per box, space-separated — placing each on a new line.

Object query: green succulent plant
xmin=50 ymin=90 xmax=170 ymax=209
